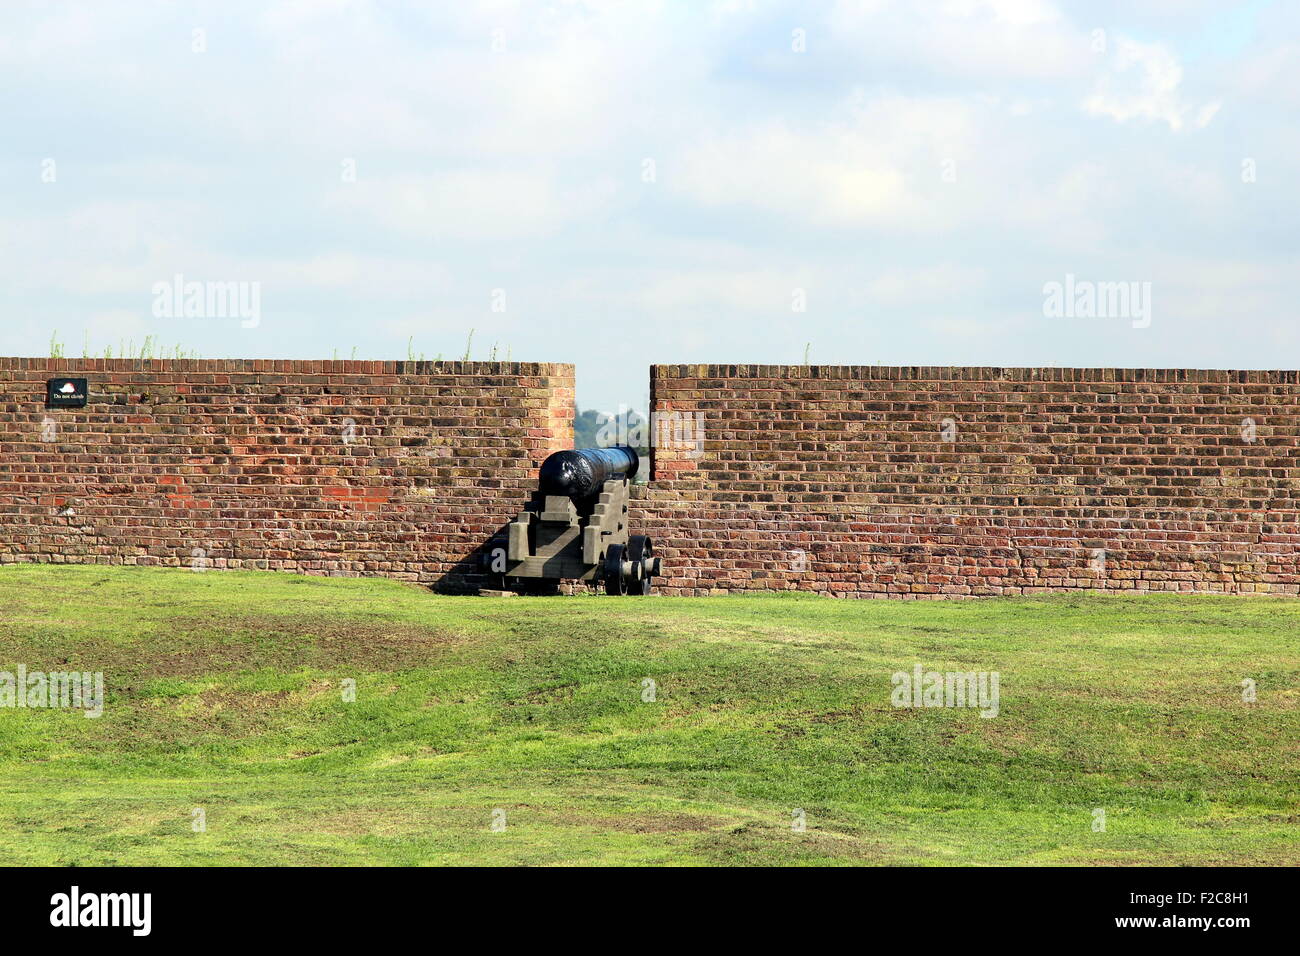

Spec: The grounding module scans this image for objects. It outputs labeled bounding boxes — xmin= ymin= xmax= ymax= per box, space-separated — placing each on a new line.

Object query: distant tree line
xmin=574 ymin=408 xmax=650 ymax=482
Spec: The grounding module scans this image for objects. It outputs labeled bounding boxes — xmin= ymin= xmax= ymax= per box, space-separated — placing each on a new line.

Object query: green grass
xmin=0 ymin=565 xmax=1296 ymax=866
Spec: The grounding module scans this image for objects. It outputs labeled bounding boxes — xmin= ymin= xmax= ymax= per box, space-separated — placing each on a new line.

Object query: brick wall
xmin=637 ymin=365 xmax=1300 ymax=597
xmin=0 ymin=358 xmax=573 ymax=589
xmin=6 ymin=358 xmax=1299 ymax=598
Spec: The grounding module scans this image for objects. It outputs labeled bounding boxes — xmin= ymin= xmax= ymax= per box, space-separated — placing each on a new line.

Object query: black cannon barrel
xmin=539 ymin=446 xmax=639 ymax=499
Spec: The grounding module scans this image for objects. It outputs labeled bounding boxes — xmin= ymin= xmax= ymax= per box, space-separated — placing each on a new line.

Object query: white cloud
xmin=631 ymin=271 xmax=791 ymax=313
xmin=830 ymin=0 xmax=1090 ymax=81
xmin=674 ymin=124 xmax=908 ymax=226
xmin=1194 ymin=98 xmax=1223 ymax=128
xmin=671 ymin=93 xmax=986 ymax=230
xmin=865 ymin=266 xmax=989 ymax=306
xmin=1083 ymin=36 xmax=1215 ymax=131
xmin=0 ymin=1 xmax=1296 ymax=413
xmin=327 ymin=170 xmax=618 ymax=240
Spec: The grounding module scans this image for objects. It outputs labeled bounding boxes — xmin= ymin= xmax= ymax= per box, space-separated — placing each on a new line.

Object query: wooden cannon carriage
xmin=482 ymin=446 xmax=660 ymax=595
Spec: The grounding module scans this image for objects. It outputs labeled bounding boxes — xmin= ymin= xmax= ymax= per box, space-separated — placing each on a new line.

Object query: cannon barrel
xmin=539 ymin=446 xmax=639 ymax=499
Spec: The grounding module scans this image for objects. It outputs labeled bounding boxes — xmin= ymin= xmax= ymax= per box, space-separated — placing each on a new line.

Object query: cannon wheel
xmin=603 ymin=544 xmax=628 ymax=595
xmin=627 ymin=535 xmax=654 ymax=595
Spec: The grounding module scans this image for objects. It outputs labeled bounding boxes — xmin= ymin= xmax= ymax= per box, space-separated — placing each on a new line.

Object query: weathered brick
xmin=636 ymin=365 xmax=1300 ymax=598
xmin=0 ymin=357 xmax=574 ymax=592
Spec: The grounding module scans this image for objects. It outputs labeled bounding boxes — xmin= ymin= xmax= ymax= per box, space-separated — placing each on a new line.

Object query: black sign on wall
xmin=46 ymin=378 xmax=88 ymax=408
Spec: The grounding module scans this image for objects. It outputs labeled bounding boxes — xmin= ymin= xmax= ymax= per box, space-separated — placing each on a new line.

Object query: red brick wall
xmin=0 ymin=358 xmax=573 ymax=590
xmin=7 ymin=358 xmax=1300 ymax=598
xmin=636 ymin=365 xmax=1300 ymax=597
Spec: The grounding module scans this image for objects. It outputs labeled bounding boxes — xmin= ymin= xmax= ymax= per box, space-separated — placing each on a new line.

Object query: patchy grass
xmin=0 ymin=564 xmax=1296 ymax=866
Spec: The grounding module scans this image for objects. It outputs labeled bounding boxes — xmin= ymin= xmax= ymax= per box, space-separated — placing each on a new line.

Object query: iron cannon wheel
xmin=604 ymin=537 xmax=657 ymax=595
xmin=627 ymin=535 xmax=655 ymax=595
xmin=603 ymin=544 xmax=629 ymax=595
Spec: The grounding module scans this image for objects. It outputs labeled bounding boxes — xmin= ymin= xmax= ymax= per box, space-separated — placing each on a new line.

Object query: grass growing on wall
xmin=44 ymin=329 xmax=508 ymax=363
xmin=47 ymin=332 xmax=201 ymax=361
xmin=0 ymin=565 xmax=1296 ymax=866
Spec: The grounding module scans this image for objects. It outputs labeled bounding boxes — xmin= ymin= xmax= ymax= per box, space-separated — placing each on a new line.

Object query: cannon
xmin=482 ymin=446 xmax=660 ymax=595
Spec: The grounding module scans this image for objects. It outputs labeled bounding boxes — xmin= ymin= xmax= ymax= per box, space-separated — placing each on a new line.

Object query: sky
xmin=2 ymin=0 xmax=1297 ymax=415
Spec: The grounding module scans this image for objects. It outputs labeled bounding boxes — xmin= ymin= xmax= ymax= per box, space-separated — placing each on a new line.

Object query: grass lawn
xmin=0 ymin=564 xmax=1296 ymax=866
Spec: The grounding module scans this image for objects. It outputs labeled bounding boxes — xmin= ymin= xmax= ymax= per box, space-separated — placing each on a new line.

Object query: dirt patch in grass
xmin=554 ymin=810 xmax=718 ymax=833
xmin=693 ymin=822 xmax=894 ymax=864
xmin=188 ymin=683 xmax=334 ymax=713
xmin=0 ymin=616 xmax=466 ymax=681
xmin=601 ymin=812 xmax=717 ymax=833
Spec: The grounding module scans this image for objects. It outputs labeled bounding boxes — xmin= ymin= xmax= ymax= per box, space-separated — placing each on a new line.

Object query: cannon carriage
xmin=482 ymin=446 xmax=661 ymax=595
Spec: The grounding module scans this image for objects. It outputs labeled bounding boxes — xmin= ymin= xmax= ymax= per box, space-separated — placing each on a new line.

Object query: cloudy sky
xmin=2 ymin=0 xmax=1296 ymax=413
